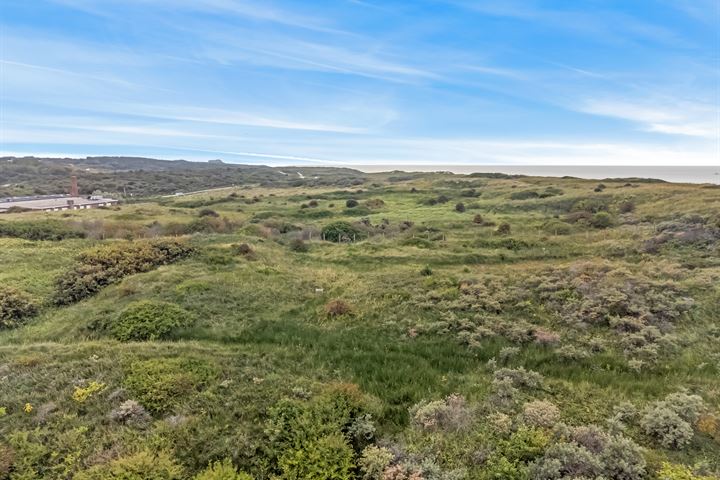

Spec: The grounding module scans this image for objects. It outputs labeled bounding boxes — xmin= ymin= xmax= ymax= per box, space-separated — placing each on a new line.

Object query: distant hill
xmin=0 ymin=156 xmax=366 ymax=197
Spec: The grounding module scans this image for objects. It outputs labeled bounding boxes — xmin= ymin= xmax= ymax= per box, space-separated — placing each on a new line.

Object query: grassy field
xmin=0 ymin=170 xmax=719 ymax=479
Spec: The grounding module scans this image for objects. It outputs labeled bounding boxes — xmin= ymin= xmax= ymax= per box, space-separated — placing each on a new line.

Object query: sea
xmin=352 ymin=165 xmax=720 ymax=185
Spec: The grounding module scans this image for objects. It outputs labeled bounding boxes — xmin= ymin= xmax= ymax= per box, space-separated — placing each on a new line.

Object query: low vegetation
xmin=0 ymin=165 xmax=718 ymax=479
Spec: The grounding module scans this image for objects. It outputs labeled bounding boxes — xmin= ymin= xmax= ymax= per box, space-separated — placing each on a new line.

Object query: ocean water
xmin=353 ymin=165 xmax=720 ymax=185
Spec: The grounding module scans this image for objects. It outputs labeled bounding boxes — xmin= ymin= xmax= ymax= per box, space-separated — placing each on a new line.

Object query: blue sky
xmin=1 ymin=0 xmax=718 ymax=165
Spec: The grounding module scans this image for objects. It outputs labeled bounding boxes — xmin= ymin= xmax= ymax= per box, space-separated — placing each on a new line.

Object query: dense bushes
xmin=322 ymin=221 xmax=364 ymax=242
xmin=265 ymin=384 xmax=377 ymax=479
xmin=53 ymin=239 xmax=194 ymax=304
xmin=124 ymin=357 xmax=215 ymax=414
xmin=590 ymin=211 xmax=614 ymax=228
xmin=194 ymin=459 xmax=253 ymax=480
xmin=73 ymin=449 xmax=184 ymax=479
xmin=528 ymin=425 xmax=646 ymax=480
xmin=410 ymin=393 xmax=471 ymax=431
xmin=111 ymin=300 xmax=194 ymax=341
xmin=510 ymin=190 xmax=540 ymax=200
xmin=0 ymin=286 xmax=38 ymax=329
xmin=639 ymin=391 xmax=705 ymax=449
xmin=0 ymin=220 xmax=85 ymax=240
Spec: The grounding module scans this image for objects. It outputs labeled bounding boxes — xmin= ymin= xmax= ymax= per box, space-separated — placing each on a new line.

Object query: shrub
xmin=359 ymin=445 xmax=394 ymax=480
xmin=72 ymin=381 xmax=106 ymax=403
xmin=54 ymin=239 xmax=194 ymax=305
xmin=600 ymin=434 xmax=646 ymax=480
xmin=510 ymin=190 xmax=539 ymax=200
xmin=289 ymin=238 xmax=309 ymax=252
xmin=198 ymin=208 xmax=219 ymax=217
xmin=455 ymin=202 xmax=466 ymax=212
xmin=473 ymin=214 xmax=484 ymax=224
xmin=278 ymin=433 xmax=354 ymax=480
xmin=325 ymin=299 xmax=352 ymax=317
xmin=521 ymin=400 xmax=560 ymax=428
xmin=194 ymin=458 xmax=253 ymax=480
xmin=529 ymin=442 xmax=602 ymax=480
xmin=183 ymin=216 xmax=237 ymax=234
xmin=73 ymin=449 xmax=184 ymax=480
xmin=266 ymin=384 xmax=374 ymax=478
xmin=542 ymin=220 xmax=571 ymax=235
xmin=590 ymin=212 xmax=613 ymax=229
xmin=322 ymin=221 xmax=363 ymax=242
xmin=640 ymin=405 xmax=693 ymax=449
xmin=639 ymin=391 xmax=705 ymax=449
xmin=308 ymin=200 xmax=319 ymax=207
xmin=409 ymin=393 xmax=471 ymax=432
xmin=0 ymin=220 xmax=85 ymax=241
xmin=346 ymin=199 xmax=359 ymax=208
xmin=420 ymin=265 xmax=433 ymax=276
xmin=231 ymin=243 xmax=254 ymax=256
xmin=496 ymin=223 xmax=511 ymax=235
xmin=498 ymin=346 xmax=520 ymax=363
xmin=109 ymin=400 xmax=151 ymax=427
xmin=365 ymin=199 xmax=385 ymax=209
xmin=661 ymin=391 xmax=705 ymax=423
xmin=0 ymin=286 xmax=38 ymax=329
xmin=657 ymin=462 xmax=714 ymax=480
xmin=532 ymin=328 xmax=560 ymax=346
xmin=618 ymin=200 xmax=636 ymax=213
xmin=493 ymin=367 xmax=544 ymax=389
xmin=124 ymin=358 xmax=215 ymax=414
xmin=111 ymin=300 xmax=194 ymax=341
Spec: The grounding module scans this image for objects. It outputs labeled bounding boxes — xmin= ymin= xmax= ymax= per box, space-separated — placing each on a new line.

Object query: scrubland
xmin=0 ymin=171 xmax=719 ymax=479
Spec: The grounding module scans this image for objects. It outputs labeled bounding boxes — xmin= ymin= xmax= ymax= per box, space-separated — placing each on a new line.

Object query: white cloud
xmin=578 ymin=98 xmax=719 ymax=139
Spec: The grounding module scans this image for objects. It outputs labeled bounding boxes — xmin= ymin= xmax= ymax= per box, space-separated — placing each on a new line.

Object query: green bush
xmin=590 ymin=212 xmax=613 ymax=229
xmin=124 ymin=358 xmax=215 ymax=414
xmin=194 ymin=459 xmax=253 ymax=480
xmin=358 ymin=445 xmax=393 ymax=480
xmin=657 ymin=462 xmax=714 ymax=480
xmin=74 ymin=450 xmax=183 ymax=479
xmin=54 ymin=239 xmax=194 ymax=304
xmin=346 ymin=199 xmax=359 ymax=208
xmin=0 ymin=286 xmax=38 ymax=329
xmin=111 ymin=300 xmax=194 ymax=341
xmin=198 ymin=208 xmax=219 ymax=217
xmin=510 ymin=190 xmax=539 ymax=200
xmin=542 ymin=219 xmax=572 ymax=235
xmin=0 ymin=220 xmax=85 ymax=241
xmin=321 ymin=221 xmax=364 ymax=242
xmin=278 ymin=433 xmax=355 ymax=480
xmin=266 ymin=383 xmax=376 ymax=472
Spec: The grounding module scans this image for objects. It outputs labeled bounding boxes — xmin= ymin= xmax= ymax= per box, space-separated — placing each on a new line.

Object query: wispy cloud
xmin=3 ymin=0 xmax=718 ymax=166
xmin=448 ymin=0 xmax=691 ymax=47
xmin=50 ymin=0 xmax=348 ymax=34
xmin=579 ymin=98 xmax=719 ymax=138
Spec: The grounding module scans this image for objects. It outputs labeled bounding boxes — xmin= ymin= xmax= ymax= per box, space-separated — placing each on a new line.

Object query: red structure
xmin=70 ymin=175 xmax=79 ymax=197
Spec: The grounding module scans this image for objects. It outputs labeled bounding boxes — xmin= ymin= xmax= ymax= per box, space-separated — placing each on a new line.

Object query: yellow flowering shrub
xmin=658 ymin=462 xmax=714 ymax=480
xmin=72 ymin=381 xmax=106 ymax=403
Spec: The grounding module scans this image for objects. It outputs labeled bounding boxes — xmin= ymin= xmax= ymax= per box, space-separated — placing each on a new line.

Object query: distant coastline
xmin=351 ymin=165 xmax=720 ymax=185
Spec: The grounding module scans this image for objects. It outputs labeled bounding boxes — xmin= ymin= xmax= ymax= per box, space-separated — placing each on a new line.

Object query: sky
xmin=0 ymin=0 xmax=719 ymax=166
